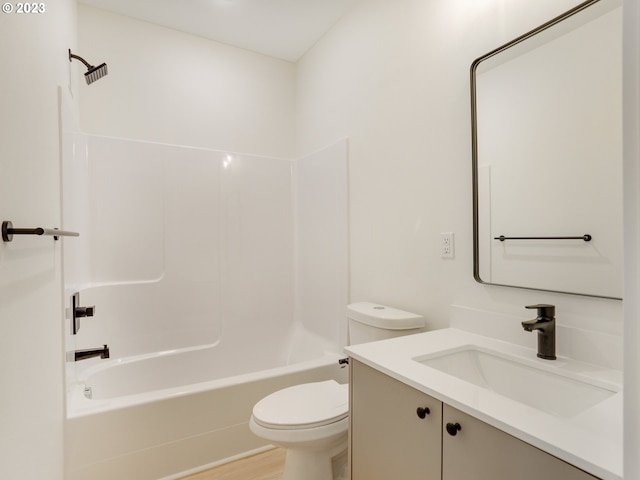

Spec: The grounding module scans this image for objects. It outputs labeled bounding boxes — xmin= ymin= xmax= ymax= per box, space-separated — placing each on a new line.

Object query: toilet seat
xmin=252 ymin=380 xmax=348 ymax=430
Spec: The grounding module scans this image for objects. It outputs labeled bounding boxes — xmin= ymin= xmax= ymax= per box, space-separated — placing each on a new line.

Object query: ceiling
xmin=78 ymin=0 xmax=361 ymax=62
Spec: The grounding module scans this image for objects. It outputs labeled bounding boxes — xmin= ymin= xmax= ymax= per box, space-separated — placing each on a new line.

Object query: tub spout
xmin=74 ymin=345 xmax=109 ymax=362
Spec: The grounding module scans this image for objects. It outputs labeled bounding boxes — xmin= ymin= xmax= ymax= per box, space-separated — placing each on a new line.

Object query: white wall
xmin=623 ymin=0 xmax=640 ymax=476
xmin=0 ymin=1 xmax=77 ymax=478
xmin=77 ymin=4 xmax=296 ymax=159
xmin=296 ymin=0 xmax=623 ymax=340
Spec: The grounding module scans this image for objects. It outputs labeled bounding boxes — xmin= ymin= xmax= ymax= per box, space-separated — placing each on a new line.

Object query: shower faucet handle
xmin=71 ymin=292 xmax=96 ymax=335
xmin=75 ymin=305 xmax=96 ymax=317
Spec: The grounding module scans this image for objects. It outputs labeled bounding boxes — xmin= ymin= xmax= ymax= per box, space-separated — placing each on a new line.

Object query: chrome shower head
xmin=68 ymin=49 xmax=108 ymax=85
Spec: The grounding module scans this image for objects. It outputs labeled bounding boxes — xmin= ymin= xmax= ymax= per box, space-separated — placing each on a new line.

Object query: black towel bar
xmin=2 ymin=220 xmax=79 ymax=242
xmin=494 ymin=234 xmax=592 ymax=242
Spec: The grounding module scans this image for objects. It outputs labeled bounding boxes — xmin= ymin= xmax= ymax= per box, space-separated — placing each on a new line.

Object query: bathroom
xmin=0 ymin=0 xmax=638 ymax=479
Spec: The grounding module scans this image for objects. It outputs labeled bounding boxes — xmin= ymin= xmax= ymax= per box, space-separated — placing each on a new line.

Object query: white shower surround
xmin=62 ymin=134 xmax=348 ymax=359
xmin=61 ymin=132 xmax=348 ymax=478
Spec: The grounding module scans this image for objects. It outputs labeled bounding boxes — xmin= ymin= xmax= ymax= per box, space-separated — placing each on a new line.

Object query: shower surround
xmin=61 ymin=132 xmax=348 ymax=479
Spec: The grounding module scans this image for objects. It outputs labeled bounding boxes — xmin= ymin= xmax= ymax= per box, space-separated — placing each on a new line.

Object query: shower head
xmin=68 ymin=49 xmax=108 ymax=85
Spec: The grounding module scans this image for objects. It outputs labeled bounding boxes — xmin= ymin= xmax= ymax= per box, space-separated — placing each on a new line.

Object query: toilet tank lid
xmin=346 ymin=302 xmax=424 ymax=330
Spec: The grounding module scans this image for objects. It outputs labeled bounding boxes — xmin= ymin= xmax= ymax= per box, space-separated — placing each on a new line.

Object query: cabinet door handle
xmin=446 ymin=422 xmax=462 ymax=436
xmin=416 ymin=407 xmax=430 ymax=419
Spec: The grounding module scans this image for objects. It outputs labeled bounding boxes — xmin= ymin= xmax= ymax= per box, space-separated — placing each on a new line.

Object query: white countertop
xmin=345 ymin=328 xmax=623 ymax=480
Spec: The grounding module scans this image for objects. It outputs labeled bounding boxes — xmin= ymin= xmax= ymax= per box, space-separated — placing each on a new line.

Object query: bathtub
xmin=64 ymin=329 xmax=348 ymax=480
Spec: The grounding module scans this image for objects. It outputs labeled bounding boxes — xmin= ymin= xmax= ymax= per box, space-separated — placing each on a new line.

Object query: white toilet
xmin=249 ymin=302 xmax=424 ymax=480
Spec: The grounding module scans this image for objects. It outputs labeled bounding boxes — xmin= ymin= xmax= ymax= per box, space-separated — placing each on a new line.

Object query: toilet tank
xmin=346 ymin=302 xmax=424 ymax=345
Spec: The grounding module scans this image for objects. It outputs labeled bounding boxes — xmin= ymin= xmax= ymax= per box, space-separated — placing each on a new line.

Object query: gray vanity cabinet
xmin=350 ymin=360 xmax=442 ymax=480
xmin=350 ymin=360 xmax=600 ymax=480
xmin=442 ymin=405 xmax=599 ymax=480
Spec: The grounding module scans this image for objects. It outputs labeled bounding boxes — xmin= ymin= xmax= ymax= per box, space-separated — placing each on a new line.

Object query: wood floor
xmin=180 ymin=448 xmax=286 ymax=480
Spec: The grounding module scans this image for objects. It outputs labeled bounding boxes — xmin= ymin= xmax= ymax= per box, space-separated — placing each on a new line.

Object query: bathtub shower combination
xmin=60 ymin=124 xmax=348 ymax=480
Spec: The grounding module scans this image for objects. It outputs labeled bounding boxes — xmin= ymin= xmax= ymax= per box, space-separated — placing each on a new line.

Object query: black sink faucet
xmin=522 ymin=304 xmax=556 ymax=360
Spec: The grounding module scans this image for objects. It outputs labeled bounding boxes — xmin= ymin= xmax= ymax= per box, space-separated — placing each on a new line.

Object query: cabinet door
xmin=350 ymin=360 xmax=442 ymax=480
xmin=442 ymin=405 xmax=600 ymax=480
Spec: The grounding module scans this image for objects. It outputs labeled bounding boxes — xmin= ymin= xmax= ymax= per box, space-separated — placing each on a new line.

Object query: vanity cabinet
xmin=442 ymin=405 xmax=599 ymax=480
xmin=350 ymin=359 xmax=442 ymax=480
xmin=350 ymin=360 xmax=600 ymax=480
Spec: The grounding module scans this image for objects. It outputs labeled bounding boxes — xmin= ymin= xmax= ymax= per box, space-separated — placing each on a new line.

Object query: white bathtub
xmin=64 ymin=329 xmax=347 ymax=480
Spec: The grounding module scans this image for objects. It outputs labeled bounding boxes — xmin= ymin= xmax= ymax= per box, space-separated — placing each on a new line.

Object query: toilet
xmin=249 ymin=302 xmax=424 ymax=480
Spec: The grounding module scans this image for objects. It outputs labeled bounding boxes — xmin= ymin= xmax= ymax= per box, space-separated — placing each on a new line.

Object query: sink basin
xmin=414 ymin=346 xmax=618 ymax=417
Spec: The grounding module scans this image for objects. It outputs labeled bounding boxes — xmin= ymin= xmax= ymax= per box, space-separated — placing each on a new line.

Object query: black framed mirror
xmin=471 ymin=0 xmax=622 ymax=300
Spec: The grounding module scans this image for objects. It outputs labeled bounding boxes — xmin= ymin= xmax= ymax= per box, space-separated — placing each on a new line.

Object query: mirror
xmin=471 ymin=0 xmax=623 ymax=300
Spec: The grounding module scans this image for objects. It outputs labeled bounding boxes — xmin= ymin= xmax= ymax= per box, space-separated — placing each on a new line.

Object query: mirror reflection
xmin=471 ymin=0 xmax=623 ymax=299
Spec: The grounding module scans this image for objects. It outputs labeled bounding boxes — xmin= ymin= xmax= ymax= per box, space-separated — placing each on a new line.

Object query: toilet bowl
xmin=250 ymin=380 xmax=349 ymax=480
xmin=249 ymin=302 xmax=424 ymax=480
